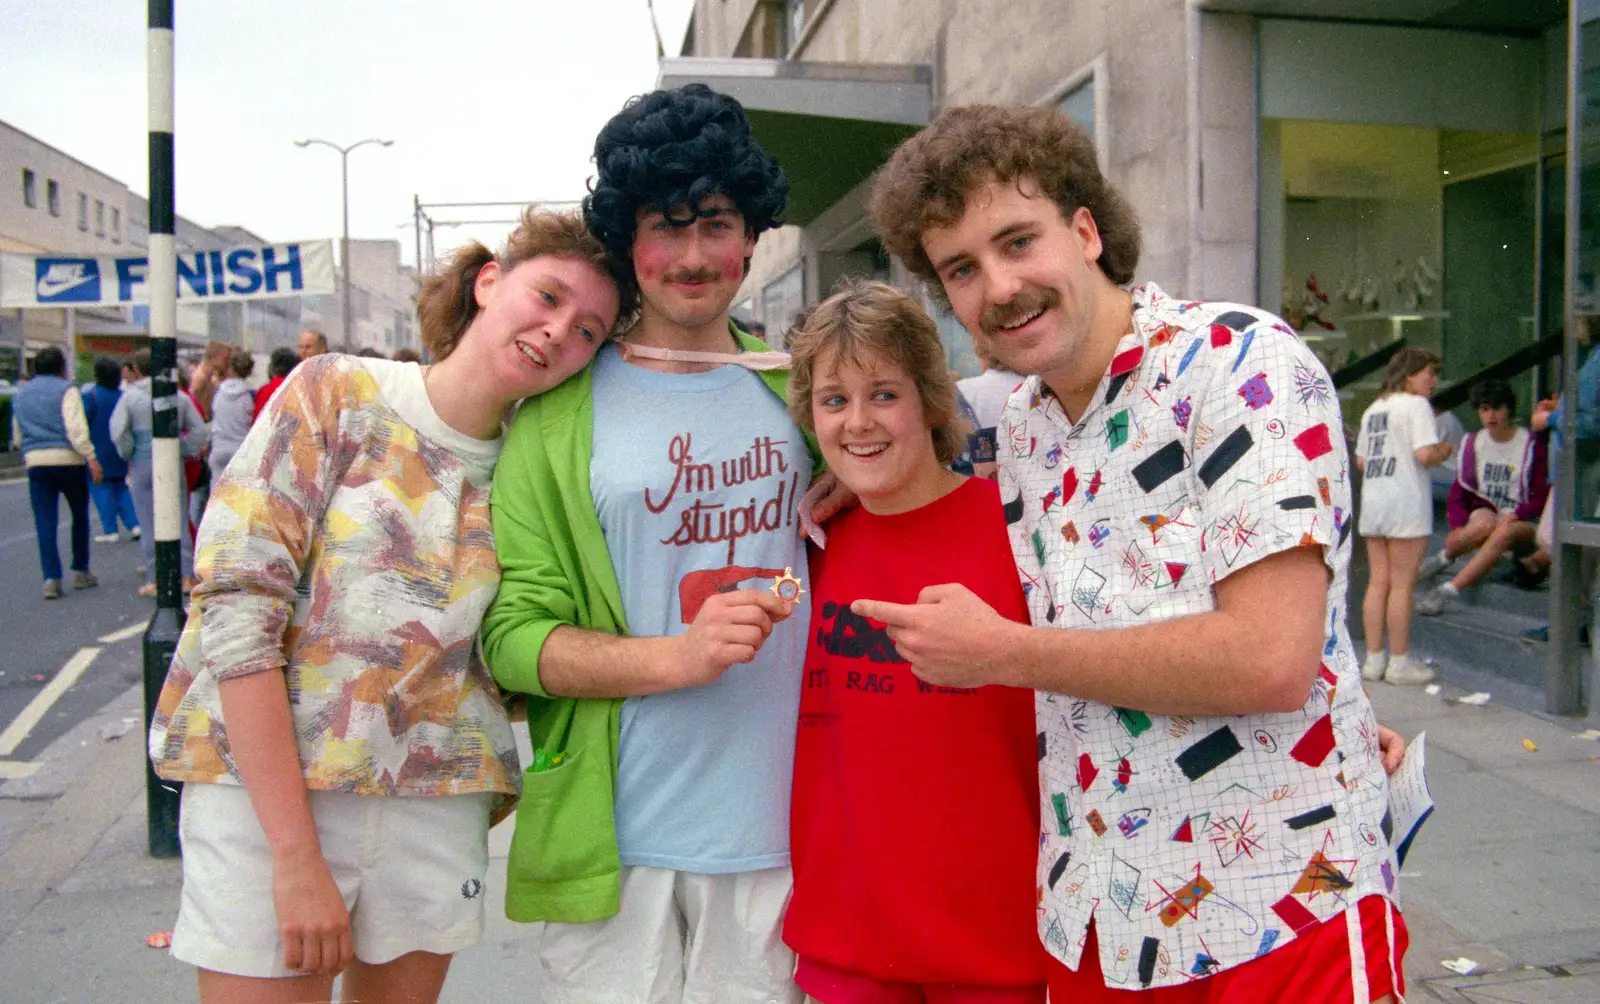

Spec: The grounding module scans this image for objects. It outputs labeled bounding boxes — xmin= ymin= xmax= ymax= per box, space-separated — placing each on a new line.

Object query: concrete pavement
xmin=1374 ymin=678 xmax=1600 ymax=1002
xmin=0 ymin=474 xmax=155 ymax=769
xmin=0 ymin=649 xmax=1597 ymax=1002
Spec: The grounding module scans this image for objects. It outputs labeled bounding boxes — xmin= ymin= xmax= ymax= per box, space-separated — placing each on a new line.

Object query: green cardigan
xmin=482 ymin=331 xmax=817 ymax=923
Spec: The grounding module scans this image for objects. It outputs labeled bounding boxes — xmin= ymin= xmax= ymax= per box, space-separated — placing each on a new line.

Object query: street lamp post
xmin=294 ymin=137 xmax=392 ymax=351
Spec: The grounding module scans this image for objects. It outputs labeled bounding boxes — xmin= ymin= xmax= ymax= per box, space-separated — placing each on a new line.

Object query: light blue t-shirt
xmin=590 ymin=343 xmax=812 ymax=873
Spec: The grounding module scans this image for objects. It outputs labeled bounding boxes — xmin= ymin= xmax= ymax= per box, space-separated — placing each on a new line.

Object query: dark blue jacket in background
xmin=81 ymin=384 xmax=128 ymax=481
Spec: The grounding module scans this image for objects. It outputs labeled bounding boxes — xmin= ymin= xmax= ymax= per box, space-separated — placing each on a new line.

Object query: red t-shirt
xmin=252 ymin=376 xmax=285 ymax=423
xmin=785 ymin=476 xmax=1047 ymax=987
xmin=180 ymin=388 xmax=204 ymax=491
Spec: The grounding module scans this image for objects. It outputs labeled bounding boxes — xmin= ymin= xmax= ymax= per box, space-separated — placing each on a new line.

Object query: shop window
xmin=47 ymin=179 xmax=60 ymax=216
xmin=1058 ymin=78 xmax=1094 ymax=140
xmin=732 ymin=296 xmax=758 ymax=333
xmin=1567 ymin=13 xmax=1600 ymax=523
xmin=933 ymin=304 xmax=981 ymax=379
xmin=21 ymin=168 xmax=36 ymax=208
xmin=1042 ymin=58 xmax=1105 ymax=169
xmin=782 ymin=0 xmax=805 ymax=54
xmin=1261 ymin=119 xmax=1537 ymax=425
xmin=761 ymin=266 xmax=804 ymax=348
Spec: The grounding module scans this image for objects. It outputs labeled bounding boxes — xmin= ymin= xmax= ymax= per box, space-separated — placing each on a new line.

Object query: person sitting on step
xmin=1417 ymin=379 xmax=1550 ymax=615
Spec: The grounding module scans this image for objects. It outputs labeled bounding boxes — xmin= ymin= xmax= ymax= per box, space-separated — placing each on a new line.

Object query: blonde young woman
xmin=1356 ymin=347 xmax=1453 ymax=685
xmin=148 ymin=210 xmax=626 ymax=1004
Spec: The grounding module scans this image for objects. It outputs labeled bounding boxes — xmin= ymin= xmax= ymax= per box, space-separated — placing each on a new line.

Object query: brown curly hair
xmin=787 ymin=280 xmax=967 ymax=466
xmin=415 ymin=207 xmax=635 ymax=361
xmin=870 ymin=104 xmax=1141 ymax=306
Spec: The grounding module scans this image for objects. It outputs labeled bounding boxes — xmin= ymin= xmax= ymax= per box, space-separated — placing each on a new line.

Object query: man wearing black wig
xmin=483 ymin=84 xmax=827 ymax=1002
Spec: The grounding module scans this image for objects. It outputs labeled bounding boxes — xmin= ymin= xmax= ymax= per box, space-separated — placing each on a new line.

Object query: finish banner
xmin=0 ymin=240 xmax=334 ymax=308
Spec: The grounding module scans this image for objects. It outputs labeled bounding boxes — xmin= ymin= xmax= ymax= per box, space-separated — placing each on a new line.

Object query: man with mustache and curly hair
xmin=857 ymin=104 xmax=1409 ymax=1004
xmin=483 ymin=84 xmax=841 ymax=1003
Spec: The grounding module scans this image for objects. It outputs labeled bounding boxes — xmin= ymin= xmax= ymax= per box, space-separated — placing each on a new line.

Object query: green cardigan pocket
xmin=504 ymin=744 xmax=622 ymax=924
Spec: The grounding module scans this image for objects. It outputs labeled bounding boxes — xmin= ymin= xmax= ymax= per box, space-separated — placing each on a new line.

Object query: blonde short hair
xmin=787 ymin=280 xmax=967 ymax=465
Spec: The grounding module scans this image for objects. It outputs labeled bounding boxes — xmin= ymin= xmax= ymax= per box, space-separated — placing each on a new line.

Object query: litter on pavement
xmin=97 ymin=716 xmax=138 ymax=742
xmin=1424 ymin=684 xmax=1442 ymax=696
xmin=1441 ymin=957 xmax=1480 ymax=976
xmin=1453 ymin=692 xmax=1493 ymax=706
xmin=1521 ymin=738 xmax=1539 ymax=752
xmin=144 ymin=931 xmax=172 ymax=949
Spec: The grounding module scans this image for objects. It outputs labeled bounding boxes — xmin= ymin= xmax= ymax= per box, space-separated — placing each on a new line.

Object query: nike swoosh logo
xmin=37 ymin=271 xmax=95 ymax=298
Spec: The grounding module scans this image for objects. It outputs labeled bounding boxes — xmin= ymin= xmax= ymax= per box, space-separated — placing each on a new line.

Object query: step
xmin=1452 ymin=573 xmax=1552 ymax=623
xmin=1407 ymin=598 xmax=1549 ymax=693
xmin=1406 ymin=647 xmax=1553 ymax=714
xmin=1415 ymin=521 xmax=1552 ymax=622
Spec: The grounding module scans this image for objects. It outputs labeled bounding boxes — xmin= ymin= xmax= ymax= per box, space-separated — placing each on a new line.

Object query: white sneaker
xmin=1418 ymin=551 xmax=1452 ymax=580
xmin=1384 ymin=654 xmax=1436 ymax=686
xmin=1415 ymin=586 xmax=1455 ymax=616
xmin=1362 ymin=651 xmax=1387 ymax=682
xmin=130 ymin=526 xmax=142 ymax=540
xmin=93 ymin=532 xmax=119 ymax=544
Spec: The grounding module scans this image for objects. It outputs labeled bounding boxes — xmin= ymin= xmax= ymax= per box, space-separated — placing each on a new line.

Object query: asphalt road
xmin=0 ymin=475 xmax=168 ymax=767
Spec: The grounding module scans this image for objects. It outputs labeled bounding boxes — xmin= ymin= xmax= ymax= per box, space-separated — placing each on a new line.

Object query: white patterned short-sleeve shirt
xmin=1000 ymin=284 xmax=1395 ymax=990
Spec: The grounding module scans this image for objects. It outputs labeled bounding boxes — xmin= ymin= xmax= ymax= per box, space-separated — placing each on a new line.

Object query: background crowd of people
xmin=13 ymin=330 xmax=429 ymax=600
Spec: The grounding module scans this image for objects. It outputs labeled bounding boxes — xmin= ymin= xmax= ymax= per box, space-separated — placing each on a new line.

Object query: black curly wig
xmin=583 ymin=84 xmax=789 ymax=283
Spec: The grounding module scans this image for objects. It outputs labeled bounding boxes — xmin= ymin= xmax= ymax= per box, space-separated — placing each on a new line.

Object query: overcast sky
xmin=0 ymin=0 xmax=696 ymax=266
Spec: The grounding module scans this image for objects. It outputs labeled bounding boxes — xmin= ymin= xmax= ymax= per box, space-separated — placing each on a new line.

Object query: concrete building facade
xmin=672 ymin=0 xmax=1568 ymax=403
xmin=1 ymin=120 xmax=131 ymax=257
xmin=1 ymin=117 xmax=418 ymax=379
xmin=0 ymin=119 xmax=136 ymax=375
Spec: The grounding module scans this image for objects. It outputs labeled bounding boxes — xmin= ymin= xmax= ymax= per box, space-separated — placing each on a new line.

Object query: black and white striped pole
xmin=143 ymin=0 xmax=183 ymax=858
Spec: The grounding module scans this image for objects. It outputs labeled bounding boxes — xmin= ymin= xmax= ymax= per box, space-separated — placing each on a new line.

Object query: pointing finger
xmin=851 ymin=598 xmax=919 ymax=628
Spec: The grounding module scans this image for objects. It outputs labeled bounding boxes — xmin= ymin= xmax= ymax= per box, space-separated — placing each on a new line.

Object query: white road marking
xmin=0 ymin=647 xmax=102 ymax=757
xmin=97 ymin=622 xmax=146 ymax=645
xmin=0 ymin=760 xmax=41 ymax=780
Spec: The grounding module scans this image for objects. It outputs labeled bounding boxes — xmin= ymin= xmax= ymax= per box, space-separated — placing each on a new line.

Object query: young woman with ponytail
xmin=148 ymin=209 xmax=628 ymax=1004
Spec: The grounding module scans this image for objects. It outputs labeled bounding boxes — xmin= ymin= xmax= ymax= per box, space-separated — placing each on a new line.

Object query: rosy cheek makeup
xmin=632 ymin=242 xmax=671 ymax=283
xmin=709 ymin=245 xmax=745 ymax=280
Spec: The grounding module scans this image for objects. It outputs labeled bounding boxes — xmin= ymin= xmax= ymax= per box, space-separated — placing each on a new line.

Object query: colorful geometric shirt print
xmin=148 ymin=355 xmax=520 ymax=808
xmin=999 ymin=284 xmax=1394 ymax=990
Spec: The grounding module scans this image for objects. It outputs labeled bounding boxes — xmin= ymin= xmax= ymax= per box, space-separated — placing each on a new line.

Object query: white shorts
xmin=538 ymin=864 xmax=802 ymax=1004
xmin=1358 ymin=480 xmax=1431 ymax=539
xmin=170 ymin=781 xmax=494 ymax=978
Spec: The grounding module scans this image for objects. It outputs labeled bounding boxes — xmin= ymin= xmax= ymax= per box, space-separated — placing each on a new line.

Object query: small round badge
xmin=771 ymin=567 xmax=805 ymax=603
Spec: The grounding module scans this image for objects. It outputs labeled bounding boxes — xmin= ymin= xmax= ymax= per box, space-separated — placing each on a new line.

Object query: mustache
xmin=980 ymin=287 xmax=1060 ymax=335
xmin=664 ymin=268 xmax=720 ymax=284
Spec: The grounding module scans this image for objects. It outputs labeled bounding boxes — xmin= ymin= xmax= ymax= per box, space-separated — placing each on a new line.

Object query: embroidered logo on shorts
xmin=460 ymin=878 xmax=482 ymax=900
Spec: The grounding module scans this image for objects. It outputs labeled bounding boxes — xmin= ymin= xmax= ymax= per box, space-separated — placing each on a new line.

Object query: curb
xmin=0 ymin=727 xmax=144 ymax=893
xmin=0 ymin=681 xmax=149 ymax=885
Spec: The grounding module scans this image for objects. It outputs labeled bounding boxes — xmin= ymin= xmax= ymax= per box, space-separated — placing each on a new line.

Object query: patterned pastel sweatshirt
xmin=148 ymin=354 xmax=519 ymax=806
